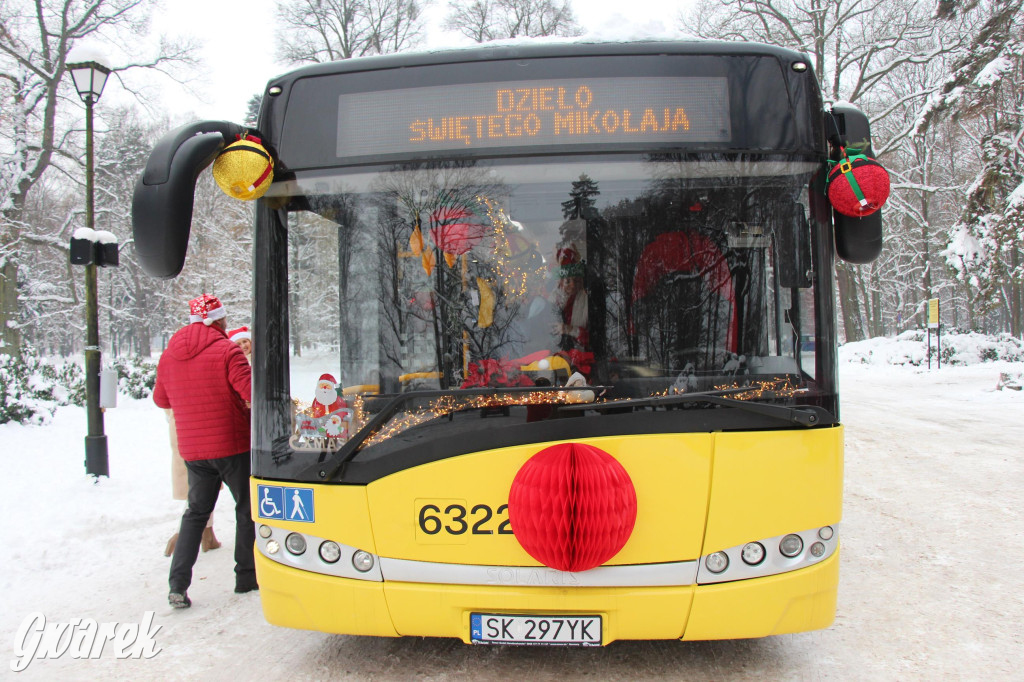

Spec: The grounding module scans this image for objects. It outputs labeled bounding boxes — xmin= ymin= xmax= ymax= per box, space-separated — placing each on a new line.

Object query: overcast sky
xmin=146 ymin=0 xmax=691 ymax=123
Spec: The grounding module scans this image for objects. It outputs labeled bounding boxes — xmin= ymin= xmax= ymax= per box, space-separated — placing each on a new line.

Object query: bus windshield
xmin=275 ymin=153 xmax=823 ymax=469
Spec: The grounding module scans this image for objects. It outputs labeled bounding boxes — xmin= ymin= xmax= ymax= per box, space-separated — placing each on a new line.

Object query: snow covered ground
xmin=2 ymin=343 xmax=1023 ymax=679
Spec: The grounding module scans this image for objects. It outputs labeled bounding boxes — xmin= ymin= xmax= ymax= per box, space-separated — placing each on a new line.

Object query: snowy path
xmin=2 ymin=362 xmax=1022 ymax=679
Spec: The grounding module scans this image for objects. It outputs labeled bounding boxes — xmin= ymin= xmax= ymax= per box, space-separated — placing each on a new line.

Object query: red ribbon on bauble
xmin=508 ymin=442 xmax=637 ymax=572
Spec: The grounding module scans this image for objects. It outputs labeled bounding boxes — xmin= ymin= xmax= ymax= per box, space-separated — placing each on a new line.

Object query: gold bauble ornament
xmin=212 ymin=137 xmax=274 ymax=200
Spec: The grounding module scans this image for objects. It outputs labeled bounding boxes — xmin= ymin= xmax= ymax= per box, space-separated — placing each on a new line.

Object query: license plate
xmin=471 ymin=614 xmax=602 ymax=646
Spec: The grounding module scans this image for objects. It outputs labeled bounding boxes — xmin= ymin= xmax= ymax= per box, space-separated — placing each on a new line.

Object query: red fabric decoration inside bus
xmin=429 ymin=206 xmax=487 ymax=255
xmin=631 ymin=231 xmax=737 ymax=352
xmin=508 ymin=442 xmax=637 ymax=572
xmin=827 ymin=155 xmax=891 ymax=217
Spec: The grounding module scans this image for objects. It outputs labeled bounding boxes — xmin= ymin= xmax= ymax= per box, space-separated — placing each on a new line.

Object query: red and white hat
xmin=228 ymin=326 xmax=250 ymax=342
xmin=318 ymin=373 xmax=337 ymax=386
xmin=188 ymin=294 xmax=226 ymax=326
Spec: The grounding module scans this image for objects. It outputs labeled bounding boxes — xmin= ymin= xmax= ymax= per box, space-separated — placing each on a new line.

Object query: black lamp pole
xmin=67 ymin=55 xmax=112 ymax=478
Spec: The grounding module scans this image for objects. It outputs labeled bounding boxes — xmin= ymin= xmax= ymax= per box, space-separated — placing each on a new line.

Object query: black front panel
xmin=277 ymin=54 xmax=806 ymax=170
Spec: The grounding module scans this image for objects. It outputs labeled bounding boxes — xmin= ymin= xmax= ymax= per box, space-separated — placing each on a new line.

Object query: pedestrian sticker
xmin=258 ymin=485 xmax=315 ymax=522
xmin=287 ymin=488 xmax=314 ymax=522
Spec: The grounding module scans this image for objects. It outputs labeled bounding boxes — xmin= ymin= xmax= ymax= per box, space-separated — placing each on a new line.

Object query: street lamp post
xmin=67 ymin=49 xmax=112 ymax=478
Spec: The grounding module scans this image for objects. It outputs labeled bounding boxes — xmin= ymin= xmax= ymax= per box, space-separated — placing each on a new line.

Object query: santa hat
xmin=188 ymin=294 xmax=226 ymax=326
xmin=318 ymin=374 xmax=337 ymax=386
xmin=557 ymin=246 xmax=584 ymax=278
xmin=228 ymin=326 xmax=250 ymax=342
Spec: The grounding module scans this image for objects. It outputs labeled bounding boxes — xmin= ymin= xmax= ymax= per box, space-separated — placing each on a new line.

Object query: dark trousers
xmin=169 ymin=451 xmax=255 ymax=592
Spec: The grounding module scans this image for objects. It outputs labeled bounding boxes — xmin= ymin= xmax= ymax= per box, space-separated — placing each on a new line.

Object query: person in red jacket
xmin=154 ymin=294 xmax=255 ymax=609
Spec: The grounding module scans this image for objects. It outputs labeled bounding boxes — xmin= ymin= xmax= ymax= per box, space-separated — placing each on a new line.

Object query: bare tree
xmin=0 ymin=0 xmax=195 ymax=356
xmin=244 ymin=93 xmax=263 ymax=128
xmin=679 ymin=0 xmax=985 ymax=341
xmin=276 ymin=0 xmax=429 ymax=64
xmin=444 ymin=0 xmax=582 ymax=42
xmin=681 ymin=0 xmax=965 ymax=107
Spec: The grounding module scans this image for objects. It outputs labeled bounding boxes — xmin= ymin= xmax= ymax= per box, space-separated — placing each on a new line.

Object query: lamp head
xmin=66 ymin=45 xmax=112 ymax=104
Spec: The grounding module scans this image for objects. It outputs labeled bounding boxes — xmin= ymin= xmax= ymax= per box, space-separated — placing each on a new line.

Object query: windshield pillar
xmin=253 ymin=202 xmax=292 ymax=468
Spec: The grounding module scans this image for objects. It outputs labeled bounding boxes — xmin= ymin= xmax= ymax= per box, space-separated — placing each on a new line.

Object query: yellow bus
xmin=133 ymin=41 xmax=882 ymax=645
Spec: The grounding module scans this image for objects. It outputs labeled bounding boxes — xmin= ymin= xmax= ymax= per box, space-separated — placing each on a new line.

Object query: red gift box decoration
xmin=508 ymin=442 xmax=637 ymax=572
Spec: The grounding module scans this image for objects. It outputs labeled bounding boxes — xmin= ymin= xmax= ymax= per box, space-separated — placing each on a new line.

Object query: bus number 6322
xmin=418 ymin=503 xmax=513 ymax=536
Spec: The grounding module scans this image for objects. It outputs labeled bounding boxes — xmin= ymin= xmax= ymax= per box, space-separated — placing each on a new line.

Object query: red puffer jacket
xmin=153 ymin=323 xmax=252 ymax=461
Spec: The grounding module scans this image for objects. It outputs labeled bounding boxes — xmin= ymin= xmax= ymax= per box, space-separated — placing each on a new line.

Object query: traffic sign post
xmin=927 ymin=298 xmax=940 ymax=369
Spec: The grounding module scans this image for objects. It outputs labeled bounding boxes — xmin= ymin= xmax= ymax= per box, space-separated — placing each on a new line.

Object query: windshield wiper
xmin=558 ymin=389 xmax=828 ymax=427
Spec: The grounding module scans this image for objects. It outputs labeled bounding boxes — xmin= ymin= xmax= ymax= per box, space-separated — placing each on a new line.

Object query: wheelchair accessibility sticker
xmin=258 ymin=485 xmax=315 ymax=523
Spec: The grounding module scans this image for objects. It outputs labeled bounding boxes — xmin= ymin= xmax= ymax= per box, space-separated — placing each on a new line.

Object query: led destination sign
xmin=337 ymin=77 xmax=731 ymax=158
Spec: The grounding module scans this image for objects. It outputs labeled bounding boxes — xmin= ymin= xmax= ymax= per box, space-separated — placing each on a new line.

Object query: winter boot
xmin=164 ymin=533 xmax=178 ymax=557
xmin=201 ymin=527 xmax=222 ymax=552
xmin=235 ymin=574 xmax=259 ymax=594
xmin=168 ymin=591 xmax=191 ymax=609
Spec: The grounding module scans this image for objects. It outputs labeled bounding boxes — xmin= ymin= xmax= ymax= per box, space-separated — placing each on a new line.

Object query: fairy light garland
xmin=713 ymin=377 xmax=804 ymax=399
xmin=363 ymin=390 xmax=573 ymax=447
xmin=477 ymin=197 xmax=547 ymax=301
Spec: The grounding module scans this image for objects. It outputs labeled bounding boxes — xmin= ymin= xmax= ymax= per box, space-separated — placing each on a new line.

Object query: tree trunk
xmin=1011 ymin=244 xmax=1022 ymax=339
xmin=0 ymin=258 xmax=21 ymax=357
xmin=836 ymin=263 xmax=866 ymax=342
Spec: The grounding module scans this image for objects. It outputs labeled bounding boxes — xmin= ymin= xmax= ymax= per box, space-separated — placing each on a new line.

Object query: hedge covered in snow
xmin=840 ymin=330 xmax=1024 ymax=366
xmin=0 ymin=352 xmax=155 ymax=425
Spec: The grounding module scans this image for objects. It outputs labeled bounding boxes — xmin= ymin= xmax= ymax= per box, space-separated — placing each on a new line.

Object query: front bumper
xmin=255 ymin=547 xmax=838 ymax=643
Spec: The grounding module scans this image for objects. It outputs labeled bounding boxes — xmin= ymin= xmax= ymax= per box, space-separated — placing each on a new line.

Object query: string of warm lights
xmin=713 ymin=377 xmax=804 ymax=399
xmin=363 ymin=390 xmax=574 ymax=447
xmin=477 ymin=196 xmax=547 ymax=301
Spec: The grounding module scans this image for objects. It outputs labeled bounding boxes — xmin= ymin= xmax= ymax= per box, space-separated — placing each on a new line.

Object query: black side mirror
xmin=828 ymin=104 xmax=884 ymax=264
xmin=131 ymin=120 xmax=245 ymax=279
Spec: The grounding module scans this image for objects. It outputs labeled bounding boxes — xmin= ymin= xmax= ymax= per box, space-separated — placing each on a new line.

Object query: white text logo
xmin=11 ymin=612 xmax=162 ymax=673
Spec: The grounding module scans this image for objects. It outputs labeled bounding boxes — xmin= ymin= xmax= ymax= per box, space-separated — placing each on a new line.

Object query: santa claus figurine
xmin=311 ymin=373 xmax=347 ymax=418
xmin=324 ymin=413 xmax=348 ymax=439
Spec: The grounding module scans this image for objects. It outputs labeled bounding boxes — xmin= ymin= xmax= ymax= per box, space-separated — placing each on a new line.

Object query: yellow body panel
xmin=384 ymin=582 xmax=693 ymax=644
xmin=249 ymin=479 xmax=378 ymax=553
xmin=253 ymin=425 xmax=844 ymax=642
xmin=255 ymin=553 xmax=398 ymax=636
xmin=683 ymin=550 xmax=840 ymax=640
xmin=704 ymin=426 xmax=844 ymax=552
xmin=365 ymin=434 xmax=713 ymax=565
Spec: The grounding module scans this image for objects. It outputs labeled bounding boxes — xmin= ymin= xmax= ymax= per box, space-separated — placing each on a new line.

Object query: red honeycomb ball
xmin=508 ymin=442 xmax=637 ymax=572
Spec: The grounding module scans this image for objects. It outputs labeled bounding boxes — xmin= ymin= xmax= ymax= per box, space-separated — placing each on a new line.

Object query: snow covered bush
xmin=111 ymin=357 xmax=157 ymax=399
xmin=841 ymin=330 xmax=1024 ymax=366
xmin=0 ymin=353 xmax=157 ymax=424
xmin=0 ymin=354 xmax=44 ymax=424
xmin=36 ymin=360 xmax=86 ymax=406
xmin=0 ymin=351 xmax=84 ymax=425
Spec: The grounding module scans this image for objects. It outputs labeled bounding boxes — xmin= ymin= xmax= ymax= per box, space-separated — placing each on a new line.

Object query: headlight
xmin=352 ymin=550 xmax=375 ymax=572
xmin=741 ymin=542 xmax=765 ymax=566
xmin=319 ymin=541 xmax=341 ymax=564
xmin=809 ymin=541 xmax=826 ymax=557
xmin=779 ymin=534 xmax=804 ymax=557
xmin=258 ymin=525 xmax=272 ymax=539
xmin=266 ymin=540 xmax=280 ymax=555
xmin=704 ymin=551 xmax=729 ymax=574
xmin=818 ymin=526 xmax=834 ymax=541
xmin=285 ymin=533 xmax=307 ymax=555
